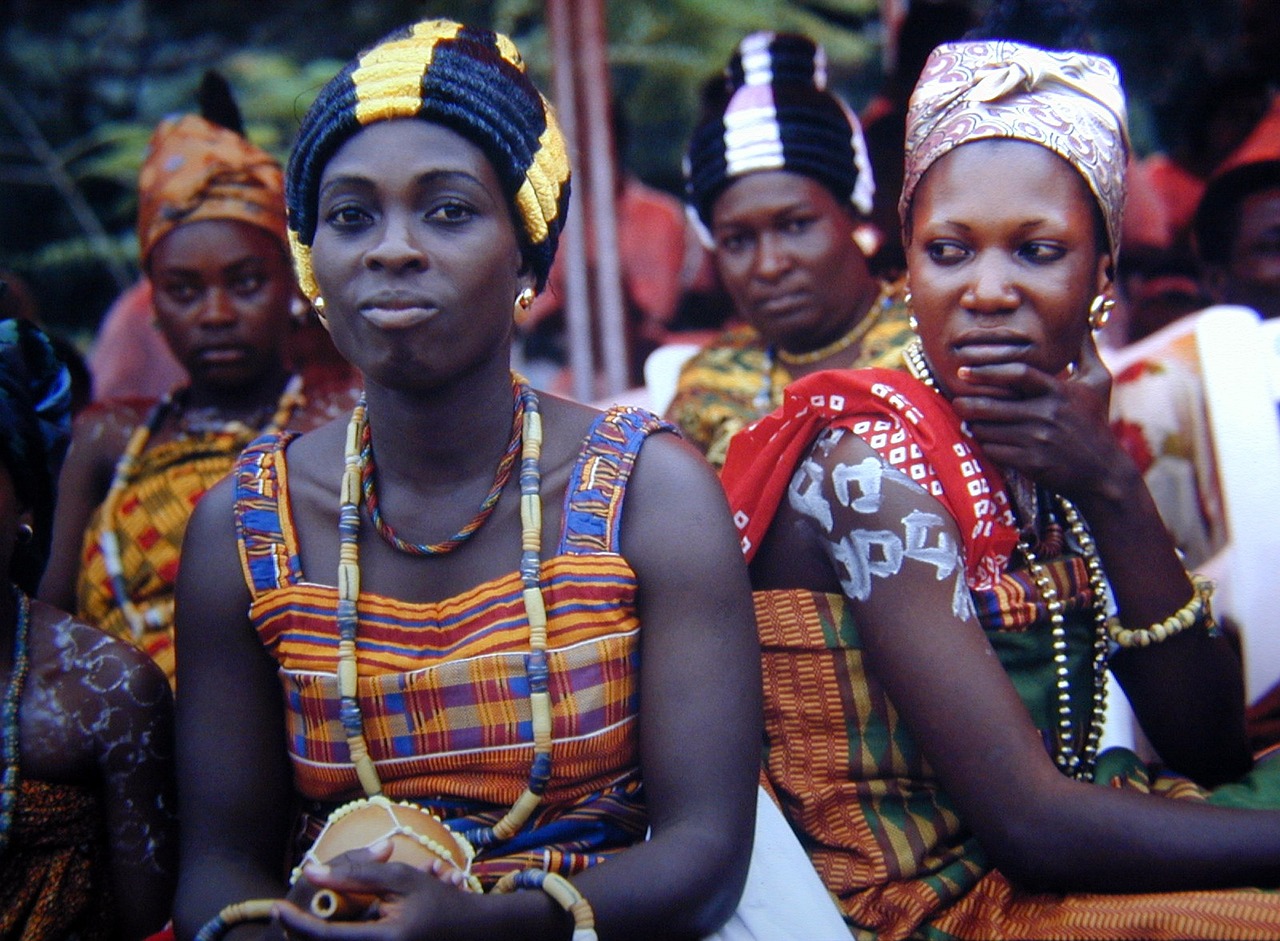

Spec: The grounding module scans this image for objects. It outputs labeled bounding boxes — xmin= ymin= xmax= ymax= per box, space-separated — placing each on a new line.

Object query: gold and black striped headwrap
xmin=286 ymin=19 xmax=571 ymax=297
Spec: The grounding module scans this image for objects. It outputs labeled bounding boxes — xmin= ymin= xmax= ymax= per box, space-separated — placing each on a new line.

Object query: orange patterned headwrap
xmin=137 ymin=114 xmax=287 ymax=265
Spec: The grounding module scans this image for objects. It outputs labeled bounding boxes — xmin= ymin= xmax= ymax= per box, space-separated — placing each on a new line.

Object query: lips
xmin=359 ymin=293 xmax=439 ymax=330
xmin=951 ymin=331 xmax=1034 ymax=365
xmin=753 ymin=290 xmax=810 ymax=318
xmin=193 ymin=344 xmax=252 ymax=365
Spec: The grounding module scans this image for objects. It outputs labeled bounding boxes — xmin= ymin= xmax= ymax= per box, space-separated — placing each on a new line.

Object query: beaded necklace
xmin=98 ymin=376 xmax=304 ymax=642
xmin=360 ymin=378 xmax=523 ymax=556
xmin=0 ymin=585 xmax=31 ymax=857
xmin=756 ymin=280 xmax=896 ymax=411
xmin=775 ymin=301 xmax=883 ymax=367
xmin=337 ymin=375 xmax=554 ymax=840
xmin=903 ymin=337 xmax=1111 ymax=780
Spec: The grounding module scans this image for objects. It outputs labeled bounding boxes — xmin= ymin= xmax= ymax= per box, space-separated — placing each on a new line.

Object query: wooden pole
xmin=544 ymin=0 xmax=629 ymax=401
xmin=572 ymin=0 xmax=629 ymax=397
xmin=545 ymin=0 xmax=596 ymax=404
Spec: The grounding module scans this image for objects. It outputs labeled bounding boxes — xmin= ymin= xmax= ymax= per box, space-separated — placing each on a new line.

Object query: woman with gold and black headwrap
xmin=172 ymin=19 xmax=760 ymax=941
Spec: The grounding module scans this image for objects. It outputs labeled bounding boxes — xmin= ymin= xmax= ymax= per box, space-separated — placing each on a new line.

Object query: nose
xmin=364 ymin=211 xmax=425 ymax=272
xmin=196 ymin=287 xmax=237 ymax=327
xmin=962 ymin=251 xmax=1019 ymax=314
xmin=753 ymin=231 xmax=793 ymax=282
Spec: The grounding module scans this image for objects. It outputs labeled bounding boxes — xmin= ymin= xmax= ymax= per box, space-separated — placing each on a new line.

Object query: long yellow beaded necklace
xmin=903 ymin=338 xmax=1111 ymax=780
xmin=333 ymin=373 xmax=597 ymax=935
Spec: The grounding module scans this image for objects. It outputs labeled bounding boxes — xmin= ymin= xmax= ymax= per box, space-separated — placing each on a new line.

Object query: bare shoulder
xmin=66 ymin=397 xmax=155 ymax=473
xmin=31 ymin=600 xmax=170 ymax=711
xmin=532 ymin=391 xmax=603 ymax=466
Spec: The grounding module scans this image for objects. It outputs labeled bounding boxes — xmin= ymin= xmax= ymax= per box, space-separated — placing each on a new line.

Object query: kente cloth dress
xmin=721 ymin=369 xmax=1280 ymax=941
xmin=665 ymin=281 xmax=914 ymax=470
xmin=0 ymin=780 xmax=112 ymax=941
xmin=232 ymin=407 xmax=668 ymax=885
xmin=78 ymin=422 xmax=264 ymax=684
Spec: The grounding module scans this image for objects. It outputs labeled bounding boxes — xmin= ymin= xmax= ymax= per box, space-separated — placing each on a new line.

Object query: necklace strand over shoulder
xmin=0 ymin=585 xmax=31 ymax=857
xmin=98 ymin=375 xmax=305 ymax=642
xmin=903 ymin=337 xmax=1110 ymax=780
xmin=359 ymin=376 xmax=523 ymax=556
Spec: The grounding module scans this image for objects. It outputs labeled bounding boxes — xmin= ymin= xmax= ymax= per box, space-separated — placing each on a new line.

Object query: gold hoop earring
xmin=15 ymin=523 xmax=33 ymax=546
xmin=1088 ymin=293 xmax=1115 ymax=331
xmin=514 ymin=287 xmax=536 ymax=327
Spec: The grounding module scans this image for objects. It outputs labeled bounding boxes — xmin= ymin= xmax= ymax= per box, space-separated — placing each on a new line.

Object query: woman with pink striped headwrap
xmin=720 ymin=7 xmax=1280 ymax=937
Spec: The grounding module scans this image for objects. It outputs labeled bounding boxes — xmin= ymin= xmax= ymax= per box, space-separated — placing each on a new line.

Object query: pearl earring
xmin=312 ymin=296 xmax=328 ymax=329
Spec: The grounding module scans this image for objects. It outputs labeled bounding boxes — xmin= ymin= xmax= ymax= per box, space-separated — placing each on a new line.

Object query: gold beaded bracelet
xmin=1108 ymin=573 xmax=1216 ymax=648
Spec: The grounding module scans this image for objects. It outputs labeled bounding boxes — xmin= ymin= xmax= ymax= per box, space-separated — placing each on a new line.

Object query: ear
xmin=1095 ymin=253 xmax=1114 ymax=299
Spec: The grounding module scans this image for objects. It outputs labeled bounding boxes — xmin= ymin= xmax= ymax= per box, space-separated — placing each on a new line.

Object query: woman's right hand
xmin=950 ymin=330 xmax=1129 ymax=504
xmin=274 ymin=842 xmax=476 ymax=938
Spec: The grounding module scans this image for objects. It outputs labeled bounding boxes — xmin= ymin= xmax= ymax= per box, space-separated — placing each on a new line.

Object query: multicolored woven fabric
xmin=1110 ymin=332 xmax=1225 ymax=569
xmin=0 ymin=779 xmax=111 ymax=941
xmin=233 ymin=406 xmax=672 ymax=886
xmin=732 ymin=372 xmax=1280 ymax=940
xmin=79 ymin=425 xmax=261 ymax=683
xmin=666 ymin=283 xmax=913 ymax=470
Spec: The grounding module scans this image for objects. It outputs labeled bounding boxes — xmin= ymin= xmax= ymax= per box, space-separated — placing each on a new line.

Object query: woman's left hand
xmin=950 ymin=330 xmax=1127 ymax=500
xmin=273 ymin=842 xmax=472 ymax=939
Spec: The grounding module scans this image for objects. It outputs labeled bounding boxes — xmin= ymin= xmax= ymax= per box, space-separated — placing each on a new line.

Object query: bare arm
xmin=796 ymin=428 xmax=1280 ymax=894
xmin=172 ymin=478 xmax=295 ymax=941
xmin=952 ymin=333 xmax=1250 ymax=784
xmin=40 ymin=404 xmax=137 ymax=612
xmin=91 ymin=626 xmax=179 ymax=939
xmin=274 ymin=433 xmax=762 ymax=941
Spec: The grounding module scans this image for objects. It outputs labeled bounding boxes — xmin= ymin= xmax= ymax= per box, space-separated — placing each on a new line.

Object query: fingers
xmin=273 ymin=900 xmax=381 ymax=939
xmin=429 ymin=856 xmax=469 ymax=889
xmin=956 ymin=361 xmax=1054 ymax=399
xmin=302 ymin=841 xmax=410 ymax=895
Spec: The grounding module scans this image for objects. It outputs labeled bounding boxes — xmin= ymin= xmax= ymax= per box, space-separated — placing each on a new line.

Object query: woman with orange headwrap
xmin=40 ymin=102 xmax=352 ymax=685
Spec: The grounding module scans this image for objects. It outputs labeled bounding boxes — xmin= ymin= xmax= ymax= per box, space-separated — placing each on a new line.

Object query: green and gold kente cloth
xmin=666 ymin=281 xmax=914 ymax=470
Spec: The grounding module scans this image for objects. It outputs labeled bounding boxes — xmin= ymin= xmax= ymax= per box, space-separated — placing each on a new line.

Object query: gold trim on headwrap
xmin=901 ymin=41 xmax=1129 ymax=260
xmin=352 ymin=20 xmax=458 ymax=125
xmin=516 ymin=120 xmax=572 ymax=246
xmin=137 ymin=114 xmax=287 ymax=265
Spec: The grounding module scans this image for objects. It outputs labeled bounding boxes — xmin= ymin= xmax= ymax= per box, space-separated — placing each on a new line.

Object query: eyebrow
xmin=932 ymin=217 xmax=1060 ymax=234
xmin=318 ymin=168 xmax=489 ymax=201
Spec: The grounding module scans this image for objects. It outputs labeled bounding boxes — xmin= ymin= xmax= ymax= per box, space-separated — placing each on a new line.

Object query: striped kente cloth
xmin=758 ymin=587 xmax=1280 ymax=941
xmin=233 ymin=406 xmax=671 ymax=886
xmin=80 ymin=426 xmax=260 ymax=683
xmin=732 ymin=370 xmax=1280 ymax=940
